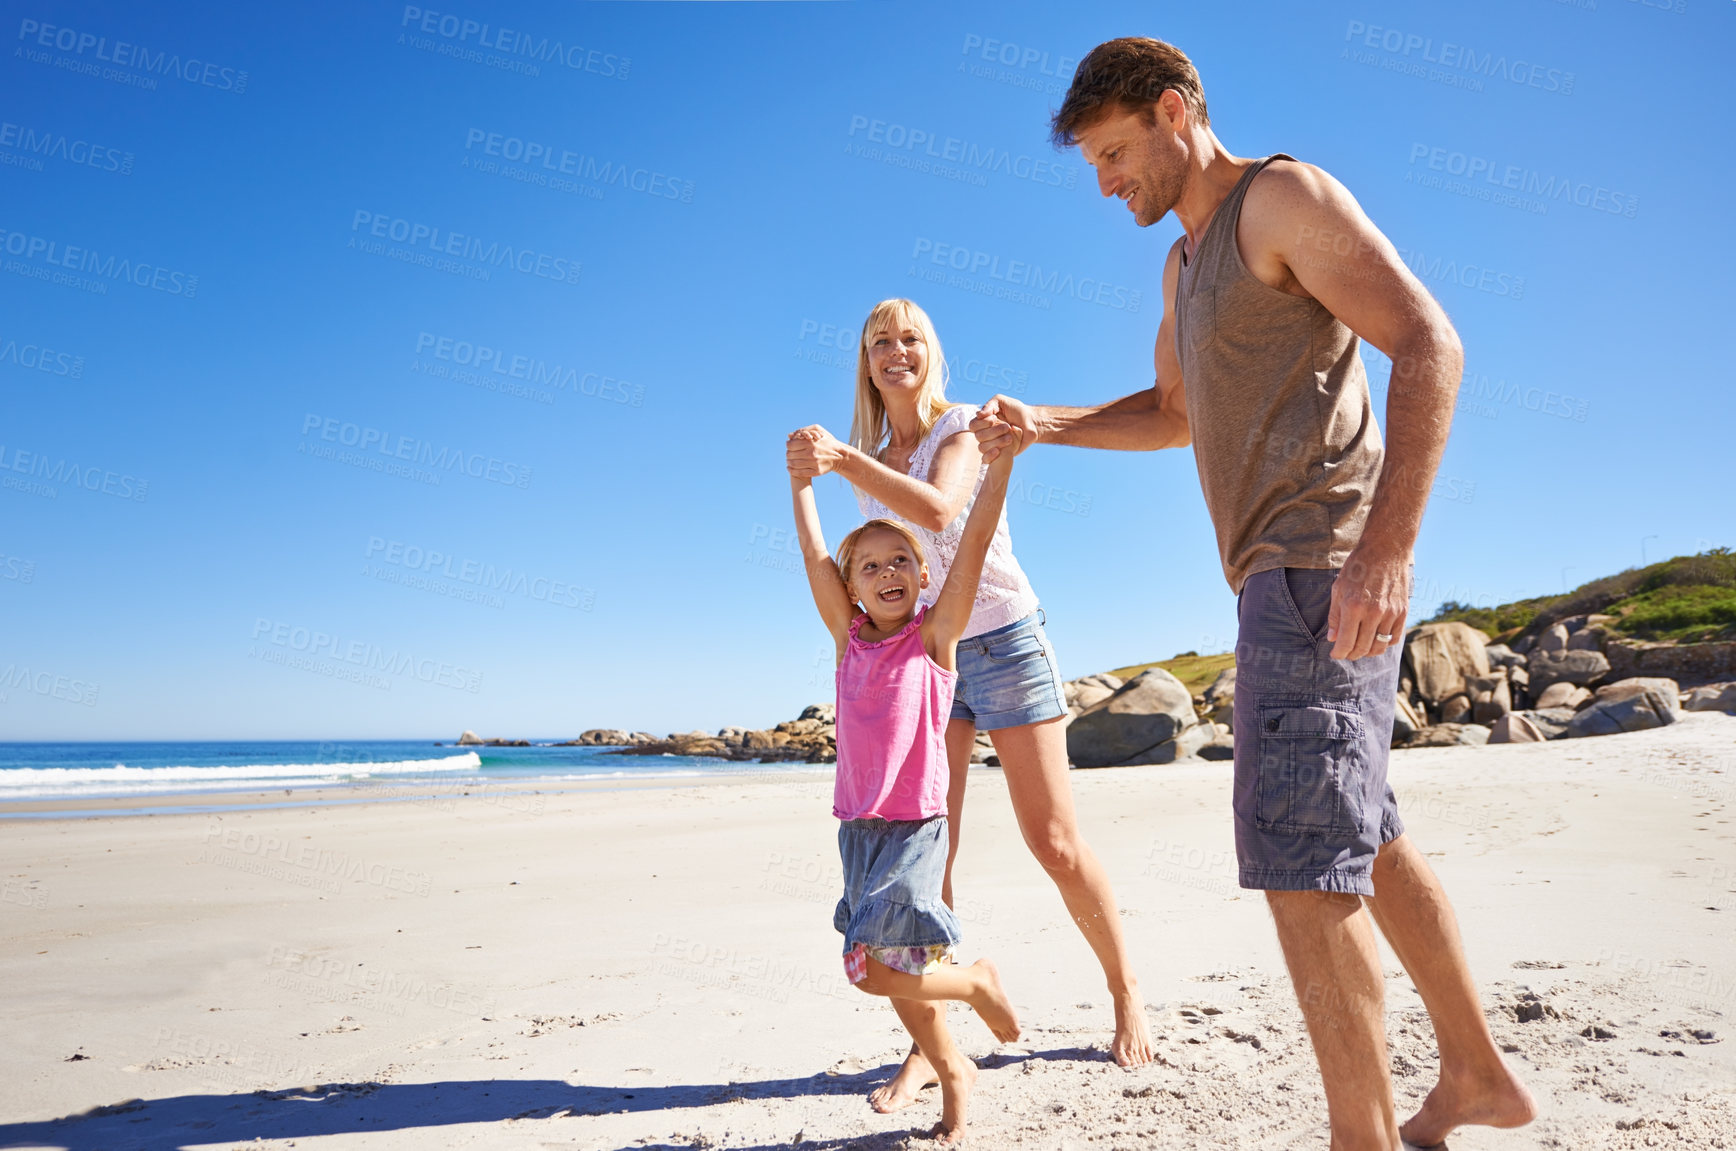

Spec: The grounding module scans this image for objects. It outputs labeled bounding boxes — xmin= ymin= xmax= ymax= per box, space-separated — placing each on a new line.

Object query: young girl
xmin=789 ymin=428 xmax=1023 ymax=1147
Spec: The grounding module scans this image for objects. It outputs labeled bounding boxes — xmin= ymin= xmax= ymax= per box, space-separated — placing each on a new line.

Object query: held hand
xmin=971 ymin=395 xmax=1036 ymax=462
xmin=786 ymin=425 xmax=847 ymax=477
xmin=1327 ymin=547 xmax=1411 ymax=660
xmin=984 ymin=423 xmax=1022 ymax=476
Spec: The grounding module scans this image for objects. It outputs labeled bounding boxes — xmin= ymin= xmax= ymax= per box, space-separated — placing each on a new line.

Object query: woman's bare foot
xmin=868 ymin=1046 xmax=938 ymax=1114
xmin=1110 ymin=984 xmax=1153 ymax=1067
xmin=1399 ymin=1066 xmax=1537 ymax=1147
xmin=932 ymin=1057 xmax=977 ymax=1146
xmin=965 ymin=959 xmax=1020 ymax=1042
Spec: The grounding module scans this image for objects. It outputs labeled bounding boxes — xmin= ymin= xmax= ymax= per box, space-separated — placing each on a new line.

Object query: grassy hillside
xmin=1105 ymin=651 xmax=1237 ymax=696
xmin=1426 ymin=549 xmax=1736 ymax=644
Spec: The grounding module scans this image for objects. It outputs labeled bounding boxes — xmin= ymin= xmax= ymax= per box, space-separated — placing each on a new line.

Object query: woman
xmin=786 ymin=298 xmax=1152 ymax=1105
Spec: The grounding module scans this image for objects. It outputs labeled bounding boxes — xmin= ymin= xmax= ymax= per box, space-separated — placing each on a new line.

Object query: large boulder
xmin=1484 ymin=644 xmax=1525 ymax=670
xmin=799 ymin=703 xmax=836 ymax=724
xmin=1489 ymin=713 xmax=1546 ymax=743
xmin=1399 ymin=723 xmax=1491 ymax=749
xmin=1511 ymin=707 xmax=1577 ymax=740
xmin=1469 ymin=673 xmax=1512 ymax=724
xmin=1201 ymin=666 xmax=1237 ymax=726
xmin=1405 ymin=622 xmax=1492 ymax=705
xmin=1197 ymin=724 xmax=1235 ymax=761
xmin=1439 ymin=693 xmax=1473 ymax=725
xmin=1393 ymin=694 xmax=1424 ymax=744
xmin=1591 ymin=677 xmax=1680 ymax=706
xmin=1065 ymin=673 xmax=1124 ymax=714
xmin=1686 ymin=682 xmax=1736 ymax=713
xmin=1534 ymin=681 xmax=1592 ymax=710
xmin=1566 ymin=683 xmax=1681 ymax=739
xmin=1534 ymin=622 xmax=1571 ymax=655
xmin=1110 ymin=722 xmax=1217 ymax=767
xmin=1066 ymin=668 xmax=1197 ymax=769
xmin=456 ymin=729 xmax=484 ymax=746
xmin=1528 ymin=649 xmax=1611 ymax=694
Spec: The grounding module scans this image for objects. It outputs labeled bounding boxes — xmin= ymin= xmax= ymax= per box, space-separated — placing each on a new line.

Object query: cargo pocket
xmin=1255 ymin=700 xmax=1365 ymax=835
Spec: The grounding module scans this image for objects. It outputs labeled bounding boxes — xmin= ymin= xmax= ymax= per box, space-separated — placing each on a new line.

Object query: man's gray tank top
xmin=1174 ymin=153 xmax=1384 ymax=594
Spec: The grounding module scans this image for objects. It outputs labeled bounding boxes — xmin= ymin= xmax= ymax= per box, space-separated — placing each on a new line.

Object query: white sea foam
xmin=0 ymin=753 xmax=482 ymax=800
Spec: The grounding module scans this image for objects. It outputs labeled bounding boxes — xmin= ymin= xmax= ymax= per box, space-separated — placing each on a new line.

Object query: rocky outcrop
xmin=1565 ymin=679 xmax=1682 ymax=738
xmin=1685 ymin=682 xmax=1736 ymax=713
xmin=1201 ymin=667 xmax=1237 ymax=726
xmin=456 ymin=730 xmax=483 ymax=746
xmin=1404 ymin=622 xmax=1491 ymax=711
xmin=1066 ymin=669 xmax=1199 ymax=768
xmin=608 ymin=703 xmax=837 ymax=763
xmin=1533 ymin=682 xmax=1591 ymax=710
xmin=1605 ymin=638 xmax=1736 ymax=686
xmin=1489 ymin=713 xmax=1546 ymax=743
xmin=1400 ymin=722 xmax=1491 ymax=748
xmin=1527 ymin=649 xmax=1611 ymax=694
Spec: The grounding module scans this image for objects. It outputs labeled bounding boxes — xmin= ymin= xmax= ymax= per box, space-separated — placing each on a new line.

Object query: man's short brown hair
xmin=1051 ymin=37 xmax=1209 ymax=148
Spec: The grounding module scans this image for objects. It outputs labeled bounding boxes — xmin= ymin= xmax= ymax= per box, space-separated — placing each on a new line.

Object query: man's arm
xmin=1242 ymin=159 xmax=1463 ymax=660
xmin=973 ymin=242 xmax=1189 ymax=460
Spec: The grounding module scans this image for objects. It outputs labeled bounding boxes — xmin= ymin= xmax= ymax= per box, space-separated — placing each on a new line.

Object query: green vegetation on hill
xmin=1106 ymin=651 xmax=1237 ymax=696
xmin=1426 ymin=548 xmax=1736 ymax=644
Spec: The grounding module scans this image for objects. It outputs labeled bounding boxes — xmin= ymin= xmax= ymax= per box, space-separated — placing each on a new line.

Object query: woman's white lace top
xmin=854 ymin=405 xmax=1040 ymax=640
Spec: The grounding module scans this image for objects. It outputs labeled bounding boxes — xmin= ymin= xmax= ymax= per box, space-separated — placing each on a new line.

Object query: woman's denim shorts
xmin=950 ymin=610 xmax=1068 ymax=731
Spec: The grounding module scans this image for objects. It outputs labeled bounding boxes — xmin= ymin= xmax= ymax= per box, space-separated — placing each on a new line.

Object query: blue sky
xmin=2 ymin=0 xmax=1731 ymax=740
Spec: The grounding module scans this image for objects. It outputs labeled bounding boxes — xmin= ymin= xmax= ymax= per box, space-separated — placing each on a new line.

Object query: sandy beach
xmin=2 ymin=713 xmax=1733 ymax=1150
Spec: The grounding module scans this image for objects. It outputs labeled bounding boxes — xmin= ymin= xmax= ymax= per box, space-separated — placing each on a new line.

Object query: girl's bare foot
xmin=1111 ymin=985 xmax=1153 ymax=1067
xmin=966 ymin=959 xmax=1020 ymax=1042
xmin=933 ymin=1057 xmax=977 ymax=1146
xmin=868 ymin=1047 xmax=938 ymax=1114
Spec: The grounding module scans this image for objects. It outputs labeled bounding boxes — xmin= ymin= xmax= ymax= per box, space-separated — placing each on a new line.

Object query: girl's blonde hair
xmin=849 ymin=298 xmax=952 ymax=459
xmin=835 ymin=518 xmax=928 ymax=609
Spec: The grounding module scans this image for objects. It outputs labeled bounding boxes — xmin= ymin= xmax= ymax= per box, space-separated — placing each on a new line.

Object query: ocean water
xmin=0 ymin=740 xmax=821 ymax=808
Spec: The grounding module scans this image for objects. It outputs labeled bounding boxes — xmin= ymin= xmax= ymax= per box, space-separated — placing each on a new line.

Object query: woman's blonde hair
xmin=835 ymin=518 xmax=928 ymax=609
xmin=850 ymin=298 xmax=952 ymax=459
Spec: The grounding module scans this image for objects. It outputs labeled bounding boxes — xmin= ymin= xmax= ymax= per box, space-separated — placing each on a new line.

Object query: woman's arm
xmin=786 ymin=423 xmax=979 ymax=532
xmin=790 ymin=473 xmax=858 ymax=645
xmin=924 ymin=427 xmax=1019 ymax=650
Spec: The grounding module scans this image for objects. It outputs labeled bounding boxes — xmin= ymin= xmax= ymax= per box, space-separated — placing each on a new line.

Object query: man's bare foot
xmin=965 ymin=959 xmax=1020 ymax=1042
xmin=932 ymin=1057 xmax=977 ymax=1146
xmin=1110 ymin=985 xmax=1153 ymax=1067
xmin=868 ymin=1046 xmax=938 ymax=1114
xmin=1399 ymin=1067 xmax=1537 ymax=1147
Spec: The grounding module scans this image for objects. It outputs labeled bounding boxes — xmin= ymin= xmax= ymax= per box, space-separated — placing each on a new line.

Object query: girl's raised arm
xmin=925 ymin=425 xmax=1020 ymax=647
xmin=791 ymin=474 xmax=858 ymax=645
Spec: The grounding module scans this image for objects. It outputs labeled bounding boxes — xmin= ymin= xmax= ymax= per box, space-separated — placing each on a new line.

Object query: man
xmin=972 ymin=37 xmax=1535 ymax=1150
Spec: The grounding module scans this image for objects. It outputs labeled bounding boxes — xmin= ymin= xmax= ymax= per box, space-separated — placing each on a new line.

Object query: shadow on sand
xmin=0 ymin=1047 xmax=1105 ymax=1150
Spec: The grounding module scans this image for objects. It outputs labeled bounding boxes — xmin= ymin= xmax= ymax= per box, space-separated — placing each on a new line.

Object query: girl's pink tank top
xmin=833 ymin=606 xmax=957 ymax=822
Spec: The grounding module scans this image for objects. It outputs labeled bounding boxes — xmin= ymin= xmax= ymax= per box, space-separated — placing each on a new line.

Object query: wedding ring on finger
xmin=1375 ymin=632 xmax=1394 ymax=643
